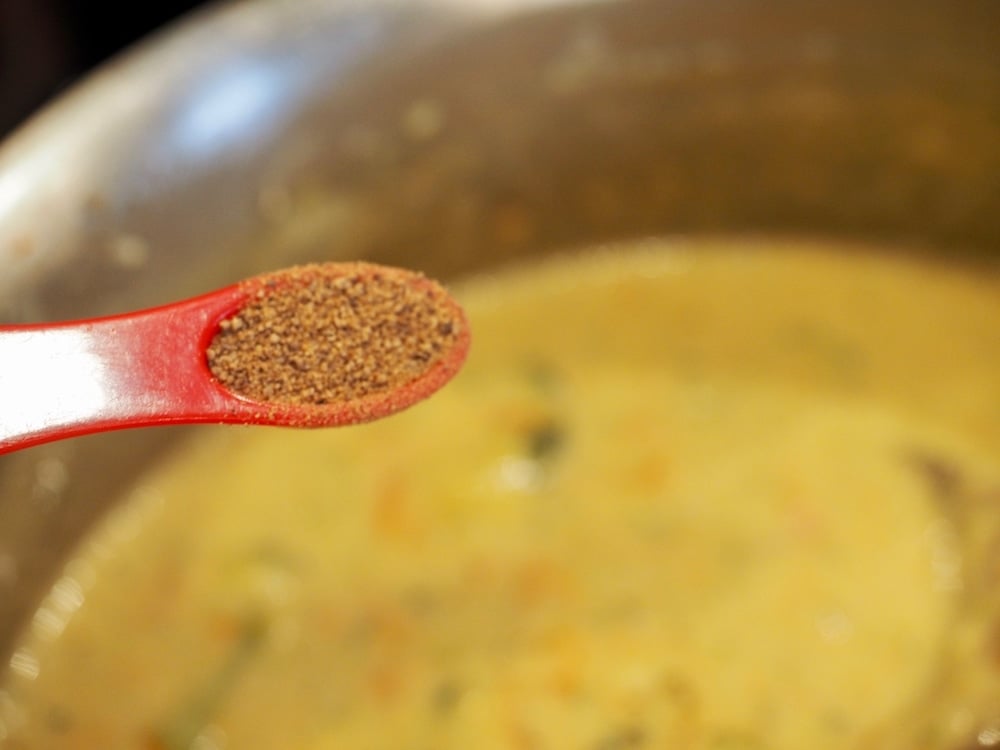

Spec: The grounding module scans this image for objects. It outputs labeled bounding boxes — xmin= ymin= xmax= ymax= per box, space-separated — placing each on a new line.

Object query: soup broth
xmin=3 ymin=239 xmax=1000 ymax=749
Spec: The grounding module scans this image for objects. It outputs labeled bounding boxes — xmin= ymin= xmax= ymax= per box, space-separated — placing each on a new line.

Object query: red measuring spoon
xmin=0 ymin=263 xmax=470 ymax=455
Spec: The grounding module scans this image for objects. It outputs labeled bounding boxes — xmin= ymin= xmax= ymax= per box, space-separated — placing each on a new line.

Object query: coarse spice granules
xmin=206 ymin=263 xmax=462 ymax=406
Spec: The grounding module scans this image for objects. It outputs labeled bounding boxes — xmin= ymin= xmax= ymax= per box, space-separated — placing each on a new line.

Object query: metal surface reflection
xmin=170 ymin=61 xmax=296 ymax=156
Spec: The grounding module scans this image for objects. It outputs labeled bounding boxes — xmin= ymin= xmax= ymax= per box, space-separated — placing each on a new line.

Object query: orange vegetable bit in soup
xmin=3 ymin=239 xmax=1000 ymax=749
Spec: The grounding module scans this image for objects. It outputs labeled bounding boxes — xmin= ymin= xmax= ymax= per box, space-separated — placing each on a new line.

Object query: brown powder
xmin=206 ymin=264 xmax=462 ymax=406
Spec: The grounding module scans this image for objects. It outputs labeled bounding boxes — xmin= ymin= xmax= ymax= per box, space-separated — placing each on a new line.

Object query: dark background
xmin=1 ymin=0 xmax=212 ymax=137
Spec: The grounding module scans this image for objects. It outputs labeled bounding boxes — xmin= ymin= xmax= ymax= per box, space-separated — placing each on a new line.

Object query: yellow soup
xmin=3 ymin=239 xmax=1000 ymax=749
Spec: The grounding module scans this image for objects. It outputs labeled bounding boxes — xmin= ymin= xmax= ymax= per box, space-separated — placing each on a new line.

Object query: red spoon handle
xmin=0 ymin=284 xmax=250 ymax=453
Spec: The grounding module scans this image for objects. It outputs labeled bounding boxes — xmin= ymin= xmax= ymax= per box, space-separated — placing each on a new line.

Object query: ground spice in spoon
xmin=206 ymin=263 xmax=463 ymax=407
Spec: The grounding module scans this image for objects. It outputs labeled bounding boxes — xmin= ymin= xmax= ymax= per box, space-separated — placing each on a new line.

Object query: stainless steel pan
xmin=1 ymin=0 xmax=998 ymax=661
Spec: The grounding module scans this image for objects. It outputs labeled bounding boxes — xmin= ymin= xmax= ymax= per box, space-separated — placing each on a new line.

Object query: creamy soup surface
xmin=3 ymin=240 xmax=1000 ymax=749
